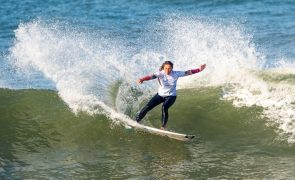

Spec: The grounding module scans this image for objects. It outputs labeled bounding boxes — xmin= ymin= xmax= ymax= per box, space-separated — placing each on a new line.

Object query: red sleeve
xmin=140 ymin=75 xmax=152 ymax=81
xmin=191 ymin=68 xmax=201 ymax=74
xmin=140 ymin=74 xmax=157 ymax=81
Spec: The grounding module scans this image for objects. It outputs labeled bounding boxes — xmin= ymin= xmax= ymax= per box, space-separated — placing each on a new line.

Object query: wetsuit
xmin=136 ymin=70 xmax=188 ymax=128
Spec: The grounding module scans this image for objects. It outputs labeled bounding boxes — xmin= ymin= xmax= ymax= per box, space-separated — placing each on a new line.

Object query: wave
xmin=3 ymin=16 xmax=295 ymax=143
xmin=2 ymin=87 xmax=295 ymax=179
xmin=0 ymin=86 xmax=289 ymax=152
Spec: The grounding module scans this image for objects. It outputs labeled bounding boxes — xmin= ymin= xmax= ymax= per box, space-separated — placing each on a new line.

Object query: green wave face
xmin=1 ymin=87 xmax=295 ymax=179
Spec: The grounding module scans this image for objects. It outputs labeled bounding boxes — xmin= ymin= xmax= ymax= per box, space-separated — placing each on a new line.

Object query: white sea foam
xmin=144 ymin=16 xmax=295 ymax=143
xmin=8 ymin=17 xmax=295 ymax=143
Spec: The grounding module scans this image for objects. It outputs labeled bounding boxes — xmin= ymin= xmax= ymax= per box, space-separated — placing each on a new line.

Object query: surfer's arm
xmin=185 ymin=64 xmax=206 ymax=75
xmin=138 ymin=74 xmax=157 ymax=84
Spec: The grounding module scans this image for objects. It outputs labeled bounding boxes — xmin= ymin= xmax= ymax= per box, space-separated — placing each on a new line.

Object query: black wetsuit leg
xmin=136 ymin=94 xmax=164 ymax=122
xmin=161 ymin=96 xmax=176 ymax=128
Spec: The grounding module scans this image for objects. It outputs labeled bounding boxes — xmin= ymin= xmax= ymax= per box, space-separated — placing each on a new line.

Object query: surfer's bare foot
xmin=160 ymin=126 xmax=165 ymax=130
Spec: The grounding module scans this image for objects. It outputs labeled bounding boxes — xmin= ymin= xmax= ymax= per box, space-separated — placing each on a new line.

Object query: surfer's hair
xmin=160 ymin=61 xmax=174 ymax=71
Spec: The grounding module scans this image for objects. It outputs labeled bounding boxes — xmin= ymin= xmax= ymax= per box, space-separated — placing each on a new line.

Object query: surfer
xmin=136 ymin=61 xmax=206 ymax=130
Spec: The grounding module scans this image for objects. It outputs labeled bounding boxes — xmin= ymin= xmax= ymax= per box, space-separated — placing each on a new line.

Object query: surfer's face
xmin=163 ymin=64 xmax=172 ymax=75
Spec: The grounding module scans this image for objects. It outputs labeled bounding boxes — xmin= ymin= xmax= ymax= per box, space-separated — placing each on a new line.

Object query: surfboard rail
xmin=126 ymin=121 xmax=195 ymax=141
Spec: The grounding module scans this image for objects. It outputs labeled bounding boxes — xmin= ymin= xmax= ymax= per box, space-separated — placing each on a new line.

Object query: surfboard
xmin=126 ymin=121 xmax=195 ymax=141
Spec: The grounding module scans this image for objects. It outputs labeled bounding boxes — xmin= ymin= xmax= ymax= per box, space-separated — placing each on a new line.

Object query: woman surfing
xmin=136 ymin=61 xmax=206 ymax=130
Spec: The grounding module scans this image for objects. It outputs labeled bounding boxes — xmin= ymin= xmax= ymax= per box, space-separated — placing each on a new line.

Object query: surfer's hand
xmin=137 ymin=79 xmax=144 ymax=84
xmin=200 ymin=64 xmax=206 ymax=71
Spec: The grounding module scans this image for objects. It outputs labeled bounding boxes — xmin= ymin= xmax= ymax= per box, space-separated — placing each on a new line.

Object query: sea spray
xmin=8 ymin=17 xmax=295 ymax=143
xmin=10 ymin=20 xmax=125 ymax=113
xmin=152 ymin=16 xmax=295 ymax=143
xmin=8 ymin=20 xmax=151 ymax=127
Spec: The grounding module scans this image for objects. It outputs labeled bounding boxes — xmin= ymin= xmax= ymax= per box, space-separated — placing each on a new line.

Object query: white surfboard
xmin=126 ymin=121 xmax=195 ymax=141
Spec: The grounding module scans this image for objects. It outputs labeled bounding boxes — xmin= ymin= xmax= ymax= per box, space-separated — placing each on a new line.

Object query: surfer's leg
xmin=161 ymin=96 xmax=177 ymax=128
xmin=136 ymin=94 xmax=164 ymax=122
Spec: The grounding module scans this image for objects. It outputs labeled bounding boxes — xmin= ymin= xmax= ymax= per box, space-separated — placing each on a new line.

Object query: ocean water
xmin=1 ymin=0 xmax=295 ymax=179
